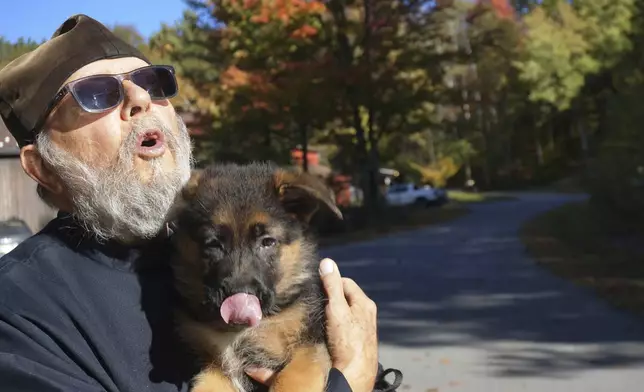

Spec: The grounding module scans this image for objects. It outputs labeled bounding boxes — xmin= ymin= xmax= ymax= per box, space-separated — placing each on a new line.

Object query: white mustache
xmin=123 ymin=115 xmax=176 ymax=153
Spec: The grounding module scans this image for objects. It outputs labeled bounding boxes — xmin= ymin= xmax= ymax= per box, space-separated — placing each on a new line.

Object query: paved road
xmin=320 ymin=193 xmax=644 ymax=392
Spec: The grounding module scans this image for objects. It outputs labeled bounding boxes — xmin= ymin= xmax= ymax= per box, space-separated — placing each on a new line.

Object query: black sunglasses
xmin=37 ymin=65 xmax=178 ymax=129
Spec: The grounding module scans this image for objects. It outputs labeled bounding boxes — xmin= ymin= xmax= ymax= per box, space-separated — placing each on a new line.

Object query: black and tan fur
xmin=168 ymin=162 xmax=343 ymax=392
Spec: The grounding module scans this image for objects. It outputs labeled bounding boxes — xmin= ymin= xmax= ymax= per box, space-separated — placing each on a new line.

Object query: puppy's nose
xmin=221 ymin=276 xmax=265 ymax=296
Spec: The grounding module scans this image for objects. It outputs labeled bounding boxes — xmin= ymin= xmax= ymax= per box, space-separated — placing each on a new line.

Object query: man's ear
xmin=273 ymin=169 xmax=343 ymax=224
xmin=20 ymin=144 xmax=64 ymax=196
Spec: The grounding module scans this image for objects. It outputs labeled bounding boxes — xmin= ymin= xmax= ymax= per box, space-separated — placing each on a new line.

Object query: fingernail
xmin=320 ymin=258 xmax=334 ymax=276
xmin=246 ymin=367 xmax=273 ymax=384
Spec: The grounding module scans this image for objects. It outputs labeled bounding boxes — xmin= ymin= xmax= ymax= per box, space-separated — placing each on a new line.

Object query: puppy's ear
xmin=167 ymin=170 xmax=204 ymax=225
xmin=182 ymin=169 xmax=204 ymax=201
xmin=274 ymin=169 xmax=343 ymax=224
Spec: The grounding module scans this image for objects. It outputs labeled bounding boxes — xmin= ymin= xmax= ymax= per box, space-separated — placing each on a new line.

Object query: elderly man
xmin=0 ymin=14 xmax=401 ymax=392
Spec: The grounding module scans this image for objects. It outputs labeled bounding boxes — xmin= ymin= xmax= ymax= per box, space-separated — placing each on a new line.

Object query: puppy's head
xmin=170 ymin=162 xmax=342 ymax=330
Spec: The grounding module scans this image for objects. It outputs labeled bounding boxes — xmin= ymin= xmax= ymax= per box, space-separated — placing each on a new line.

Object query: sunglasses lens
xmin=131 ymin=67 xmax=178 ymax=100
xmin=72 ymin=77 xmax=122 ymax=111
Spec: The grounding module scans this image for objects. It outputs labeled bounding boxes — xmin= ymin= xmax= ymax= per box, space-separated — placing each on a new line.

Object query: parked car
xmin=0 ymin=218 xmax=32 ymax=258
xmin=385 ymin=183 xmax=440 ymax=207
xmin=432 ymin=187 xmax=449 ymax=205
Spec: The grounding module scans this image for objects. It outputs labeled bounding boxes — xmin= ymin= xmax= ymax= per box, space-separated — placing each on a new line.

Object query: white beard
xmin=36 ymin=114 xmax=194 ymax=244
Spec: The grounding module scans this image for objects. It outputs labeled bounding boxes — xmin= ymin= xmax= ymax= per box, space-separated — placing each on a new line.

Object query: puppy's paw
xmin=268 ymin=345 xmax=328 ymax=392
xmin=191 ymin=368 xmax=238 ymax=392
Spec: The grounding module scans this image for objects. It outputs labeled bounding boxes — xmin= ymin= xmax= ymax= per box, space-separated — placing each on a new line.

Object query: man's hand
xmin=319 ymin=258 xmax=379 ymax=392
xmin=247 ymin=258 xmax=379 ymax=392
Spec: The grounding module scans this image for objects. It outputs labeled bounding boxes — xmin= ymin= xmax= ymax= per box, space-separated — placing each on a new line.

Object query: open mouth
xmin=136 ymin=130 xmax=166 ymax=158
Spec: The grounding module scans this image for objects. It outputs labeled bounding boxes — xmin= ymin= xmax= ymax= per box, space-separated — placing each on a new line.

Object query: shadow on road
xmin=319 ymin=194 xmax=644 ymax=379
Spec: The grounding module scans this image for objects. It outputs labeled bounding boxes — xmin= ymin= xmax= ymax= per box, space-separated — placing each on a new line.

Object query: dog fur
xmin=168 ymin=162 xmax=343 ymax=392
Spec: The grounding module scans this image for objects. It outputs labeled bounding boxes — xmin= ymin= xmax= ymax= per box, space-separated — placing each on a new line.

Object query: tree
xmin=0 ymin=37 xmax=42 ymax=68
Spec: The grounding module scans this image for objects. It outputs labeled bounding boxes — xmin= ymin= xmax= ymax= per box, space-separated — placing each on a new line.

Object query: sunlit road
xmin=321 ymin=193 xmax=644 ymax=392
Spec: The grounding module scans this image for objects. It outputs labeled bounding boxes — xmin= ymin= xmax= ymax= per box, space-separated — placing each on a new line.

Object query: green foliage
xmin=574 ymin=0 xmax=636 ymax=69
xmin=514 ymin=2 xmax=599 ymax=110
xmin=0 ymin=37 xmax=42 ymax=68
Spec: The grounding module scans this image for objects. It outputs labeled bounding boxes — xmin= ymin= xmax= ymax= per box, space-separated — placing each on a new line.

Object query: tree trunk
xmin=573 ymin=101 xmax=590 ymax=166
xmin=465 ymin=162 xmax=473 ymax=184
xmin=547 ymin=117 xmax=555 ymax=152
xmin=367 ymin=122 xmax=381 ymax=210
xmin=328 ymin=0 xmax=376 ymax=211
xmin=529 ymin=106 xmax=544 ymax=166
xmin=352 ymin=106 xmax=372 ymax=208
xmin=578 ymin=118 xmax=589 ymax=163
xmin=363 ymin=0 xmax=382 ymax=211
xmin=535 ymin=128 xmax=544 ymax=166
xmin=427 ymin=128 xmax=437 ymax=165
xmin=300 ymin=121 xmax=309 ymax=173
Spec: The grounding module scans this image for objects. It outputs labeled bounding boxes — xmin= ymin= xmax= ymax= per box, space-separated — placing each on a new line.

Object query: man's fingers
xmin=343 ymin=277 xmax=377 ymax=314
xmin=319 ymin=258 xmax=347 ymax=308
xmin=341 ymin=277 xmax=362 ymax=307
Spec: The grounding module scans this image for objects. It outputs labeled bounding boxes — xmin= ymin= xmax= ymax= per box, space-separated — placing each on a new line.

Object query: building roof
xmin=0 ymin=120 xmax=19 ymax=157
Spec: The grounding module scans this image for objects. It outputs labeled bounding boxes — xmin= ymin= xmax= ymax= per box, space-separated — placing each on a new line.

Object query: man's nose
xmin=120 ymin=80 xmax=152 ymax=120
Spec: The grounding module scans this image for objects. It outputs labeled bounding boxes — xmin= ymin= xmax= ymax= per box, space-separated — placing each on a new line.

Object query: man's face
xmin=36 ymin=57 xmax=193 ymax=244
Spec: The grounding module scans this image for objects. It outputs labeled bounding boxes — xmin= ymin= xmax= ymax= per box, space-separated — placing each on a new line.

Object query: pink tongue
xmin=220 ymin=293 xmax=262 ymax=327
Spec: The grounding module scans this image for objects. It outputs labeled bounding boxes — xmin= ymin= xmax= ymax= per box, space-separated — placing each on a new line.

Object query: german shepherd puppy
xmin=168 ymin=162 xmax=343 ymax=392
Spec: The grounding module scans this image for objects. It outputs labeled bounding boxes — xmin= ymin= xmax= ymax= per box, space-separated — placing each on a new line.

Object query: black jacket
xmin=0 ymin=213 xmax=352 ymax=392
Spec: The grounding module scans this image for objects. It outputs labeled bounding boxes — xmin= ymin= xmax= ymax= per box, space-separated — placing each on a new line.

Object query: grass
xmin=447 ymin=190 xmax=518 ymax=203
xmin=317 ymin=202 xmax=470 ymax=247
xmin=521 ymin=200 xmax=644 ymax=317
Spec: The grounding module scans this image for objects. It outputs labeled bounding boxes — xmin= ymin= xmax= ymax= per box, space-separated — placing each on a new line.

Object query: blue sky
xmin=0 ymin=0 xmax=188 ymax=43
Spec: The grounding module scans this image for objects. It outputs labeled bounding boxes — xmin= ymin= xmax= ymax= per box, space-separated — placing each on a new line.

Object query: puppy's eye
xmin=205 ymin=237 xmax=224 ymax=250
xmin=260 ymin=237 xmax=277 ymax=248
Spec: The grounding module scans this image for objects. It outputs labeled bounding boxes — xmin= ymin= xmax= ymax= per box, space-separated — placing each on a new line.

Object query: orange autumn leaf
xmin=306 ymin=1 xmax=325 ymax=13
xmin=247 ymin=0 xmax=326 ymax=25
xmin=276 ymin=8 xmax=290 ymax=23
xmin=291 ymin=24 xmax=318 ymax=39
xmin=250 ymin=12 xmax=270 ymax=23
xmin=221 ymin=66 xmax=252 ymax=88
